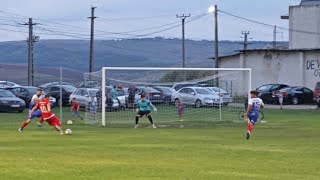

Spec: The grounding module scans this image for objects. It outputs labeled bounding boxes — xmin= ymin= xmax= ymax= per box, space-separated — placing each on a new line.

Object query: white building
xmin=218 ymin=0 xmax=320 ymax=95
xmin=288 ymin=0 xmax=320 ymax=49
xmin=219 ymin=49 xmax=320 ymax=94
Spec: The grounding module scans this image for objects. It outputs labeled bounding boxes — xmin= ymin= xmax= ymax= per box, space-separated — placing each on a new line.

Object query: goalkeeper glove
xmin=154 ymin=108 xmax=157 ymax=112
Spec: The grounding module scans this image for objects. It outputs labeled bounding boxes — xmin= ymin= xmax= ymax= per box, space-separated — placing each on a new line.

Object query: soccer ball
xmin=65 ymin=129 xmax=72 ymax=135
xmin=67 ymin=120 xmax=73 ymax=125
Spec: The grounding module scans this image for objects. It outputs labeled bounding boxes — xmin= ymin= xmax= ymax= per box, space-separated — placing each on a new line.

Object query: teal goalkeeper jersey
xmin=138 ymin=99 xmax=151 ymax=111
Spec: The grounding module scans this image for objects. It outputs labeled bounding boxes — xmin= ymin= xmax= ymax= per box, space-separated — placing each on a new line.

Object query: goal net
xmin=84 ymin=67 xmax=251 ymax=128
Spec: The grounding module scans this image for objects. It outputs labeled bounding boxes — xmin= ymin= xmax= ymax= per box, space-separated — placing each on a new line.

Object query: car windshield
xmin=140 ymin=87 xmax=158 ymax=93
xmin=195 ymin=88 xmax=212 ymax=95
xmin=280 ymin=87 xmax=292 ymax=92
xmin=0 ymin=90 xmax=15 ymax=97
xmin=210 ymin=87 xmax=227 ymax=93
xmin=257 ymin=85 xmax=273 ymax=91
xmin=160 ymin=87 xmax=174 ymax=93
xmin=62 ymin=85 xmax=76 ymax=92
xmin=26 ymin=87 xmax=38 ymax=94
xmin=88 ymin=90 xmax=98 ymax=97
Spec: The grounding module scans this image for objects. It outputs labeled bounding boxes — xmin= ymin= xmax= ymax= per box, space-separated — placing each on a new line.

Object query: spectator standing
xmin=128 ymin=85 xmax=137 ymax=109
xmin=71 ymin=98 xmax=83 ymax=121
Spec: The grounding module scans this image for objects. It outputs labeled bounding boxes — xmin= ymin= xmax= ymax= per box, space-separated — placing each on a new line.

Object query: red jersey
xmin=36 ymin=99 xmax=54 ymax=120
xmin=71 ymin=101 xmax=79 ymax=111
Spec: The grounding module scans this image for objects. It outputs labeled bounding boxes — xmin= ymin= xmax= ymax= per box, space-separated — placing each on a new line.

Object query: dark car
xmin=138 ymin=86 xmax=164 ymax=104
xmin=276 ymin=86 xmax=314 ymax=105
xmin=256 ymin=84 xmax=289 ymax=103
xmin=153 ymin=86 xmax=175 ymax=104
xmin=45 ymin=85 xmax=76 ymax=106
xmin=313 ymin=81 xmax=320 ymax=101
xmin=7 ymin=86 xmax=56 ymax=107
xmin=39 ymin=82 xmax=73 ymax=90
xmin=0 ymin=89 xmax=25 ymax=113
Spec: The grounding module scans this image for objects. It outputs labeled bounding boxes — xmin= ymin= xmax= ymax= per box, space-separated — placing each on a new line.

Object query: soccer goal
xmin=84 ymin=67 xmax=251 ymax=128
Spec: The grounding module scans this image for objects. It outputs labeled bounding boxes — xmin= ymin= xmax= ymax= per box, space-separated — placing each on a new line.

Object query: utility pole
xmin=176 ymin=14 xmax=190 ymax=82
xmin=88 ymin=6 xmax=97 ymax=74
xmin=214 ymin=4 xmax=219 ymax=69
xmin=23 ymin=18 xmax=39 ymax=86
xmin=242 ymin=31 xmax=250 ymax=51
xmin=176 ymin=14 xmax=190 ymax=69
xmin=273 ymin=25 xmax=277 ymax=48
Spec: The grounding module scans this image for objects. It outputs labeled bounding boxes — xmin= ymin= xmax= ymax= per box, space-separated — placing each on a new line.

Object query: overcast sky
xmin=0 ymin=0 xmax=301 ymax=42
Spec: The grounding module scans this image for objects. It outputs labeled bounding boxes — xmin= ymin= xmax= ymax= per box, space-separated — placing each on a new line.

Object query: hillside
xmin=0 ymin=38 xmax=287 ymax=85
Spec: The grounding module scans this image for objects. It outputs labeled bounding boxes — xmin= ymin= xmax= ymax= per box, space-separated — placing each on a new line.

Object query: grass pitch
xmin=0 ymin=108 xmax=319 ymax=180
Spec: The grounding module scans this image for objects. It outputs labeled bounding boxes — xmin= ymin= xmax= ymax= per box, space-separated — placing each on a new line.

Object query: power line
xmin=219 ymin=9 xmax=320 ymax=37
xmin=0 ymin=10 xmax=28 ymax=18
xmin=128 ymin=13 xmax=208 ymax=39
xmin=0 ymin=9 xmax=207 ymax=40
xmin=0 ymin=27 xmax=27 ymax=34
xmin=219 ymin=10 xmax=274 ymax=28
xmin=97 ymin=20 xmax=181 ymax=34
xmin=99 ymin=14 xmax=173 ymax=21
xmin=35 ymin=27 xmax=90 ymax=39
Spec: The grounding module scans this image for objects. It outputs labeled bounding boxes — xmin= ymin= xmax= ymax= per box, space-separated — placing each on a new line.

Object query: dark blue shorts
xmin=28 ymin=109 xmax=42 ymax=119
xmin=248 ymin=111 xmax=259 ymax=125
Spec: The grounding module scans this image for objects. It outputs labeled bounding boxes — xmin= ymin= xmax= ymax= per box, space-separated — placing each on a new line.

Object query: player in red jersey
xmin=30 ymin=94 xmax=63 ymax=135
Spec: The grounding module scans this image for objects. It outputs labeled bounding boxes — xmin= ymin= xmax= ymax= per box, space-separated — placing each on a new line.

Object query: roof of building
xmin=300 ymin=0 xmax=320 ymax=5
xmin=211 ymin=48 xmax=320 ymax=60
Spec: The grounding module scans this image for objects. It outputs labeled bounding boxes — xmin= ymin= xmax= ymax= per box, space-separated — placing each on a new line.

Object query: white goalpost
xmin=95 ymin=67 xmax=252 ymax=127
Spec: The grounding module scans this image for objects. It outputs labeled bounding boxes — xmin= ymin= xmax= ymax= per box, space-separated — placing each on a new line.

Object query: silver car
xmin=171 ymin=87 xmax=222 ymax=108
xmin=106 ymin=86 xmax=126 ymax=109
xmin=206 ymin=87 xmax=233 ymax=105
xmin=70 ymin=88 xmax=120 ymax=110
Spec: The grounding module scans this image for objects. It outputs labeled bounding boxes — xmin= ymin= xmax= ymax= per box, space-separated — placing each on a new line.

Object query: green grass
xmin=0 ymin=108 xmax=319 ymax=180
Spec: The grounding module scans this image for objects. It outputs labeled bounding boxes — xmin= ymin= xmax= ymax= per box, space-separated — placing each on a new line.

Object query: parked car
xmin=275 ymin=86 xmax=314 ymax=105
xmin=137 ymin=86 xmax=164 ymax=104
xmin=313 ymin=81 xmax=320 ymax=101
xmin=256 ymin=84 xmax=289 ymax=103
xmin=0 ymin=81 xmax=20 ymax=88
xmin=7 ymin=86 xmax=56 ymax=107
xmin=45 ymin=85 xmax=76 ymax=106
xmin=0 ymin=89 xmax=25 ymax=113
xmin=70 ymin=88 xmax=120 ymax=111
xmin=152 ymin=86 xmax=175 ymax=104
xmin=39 ymin=82 xmax=73 ymax=90
xmin=112 ymin=87 xmax=126 ymax=109
xmin=69 ymin=88 xmax=99 ymax=107
xmin=206 ymin=87 xmax=233 ymax=106
xmin=171 ymin=87 xmax=222 ymax=108
xmin=78 ymin=81 xmax=100 ymax=88
xmin=172 ymin=83 xmax=198 ymax=91
xmin=123 ymin=86 xmax=163 ymax=107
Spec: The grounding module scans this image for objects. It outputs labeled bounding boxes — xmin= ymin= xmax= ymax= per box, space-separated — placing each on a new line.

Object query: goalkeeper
xmin=135 ymin=94 xmax=157 ymax=128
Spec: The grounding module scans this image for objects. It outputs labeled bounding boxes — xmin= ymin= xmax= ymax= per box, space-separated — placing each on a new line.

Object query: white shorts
xmin=279 ymin=98 xmax=283 ymax=104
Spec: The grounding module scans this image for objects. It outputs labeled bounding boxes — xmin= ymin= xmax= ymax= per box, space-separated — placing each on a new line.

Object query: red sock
xmin=20 ymin=121 xmax=30 ymax=129
xmin=38 ymin=118 xmax=44 ymax=123
xmin=247 ymin=123 xmax=254 ymax=133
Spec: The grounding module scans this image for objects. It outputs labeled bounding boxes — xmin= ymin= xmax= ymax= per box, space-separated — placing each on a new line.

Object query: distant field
xmin=0 ymin=108 xmax=319 ymax=180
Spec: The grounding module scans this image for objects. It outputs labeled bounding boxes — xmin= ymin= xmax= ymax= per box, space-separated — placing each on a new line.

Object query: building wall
xmin=219 ymin=50 xmax=320 ymax=95
xmin=289 ymin=5 xmax=320 ymax=49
